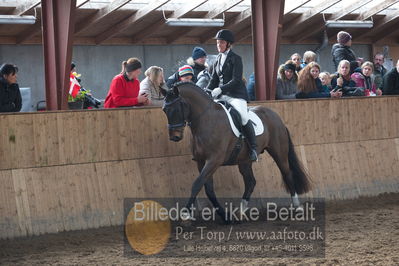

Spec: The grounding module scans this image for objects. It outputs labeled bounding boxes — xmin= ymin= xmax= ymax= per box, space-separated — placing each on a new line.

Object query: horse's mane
xmin=174 ymin=81 xmax=213 ymax=102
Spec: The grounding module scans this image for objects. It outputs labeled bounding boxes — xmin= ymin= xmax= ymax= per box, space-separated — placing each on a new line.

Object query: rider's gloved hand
xmin=211 ymin=87 xmax=222 ymax=98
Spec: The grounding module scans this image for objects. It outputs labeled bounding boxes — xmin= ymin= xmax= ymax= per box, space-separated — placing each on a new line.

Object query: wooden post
xmin=251 ymin=0 xmax=284 ymax=100
xmin=41 ymin=0 xmax=76 ymax=110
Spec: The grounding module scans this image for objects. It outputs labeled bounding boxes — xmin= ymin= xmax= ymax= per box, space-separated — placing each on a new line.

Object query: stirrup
xmin=249 ymin=149 xmax=258 ymax=162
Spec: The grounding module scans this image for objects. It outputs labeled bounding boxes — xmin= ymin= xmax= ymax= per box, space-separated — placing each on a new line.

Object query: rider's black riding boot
xmin=242 ymin=121 xmax=258 ymax=162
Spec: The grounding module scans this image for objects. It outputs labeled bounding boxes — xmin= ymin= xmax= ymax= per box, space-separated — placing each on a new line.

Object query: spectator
xmin=383 ymin=59 xmax=399 ymax=95
xmin=331 ymin=60 xmax=359 ymax=96
xmin=104 ymin=58 xmax=149 ymax=108
xmin=187 ymin=46 xmax=207 ymax=83
xmin=296 ymin=62 xmax=342 ymax=99
xmin=140 ymin=66 xmax=166 ymax=106
xmin=246 ymin=72 xmax=255 ymax=101
xmin=276 ymin=61 xmax=297 ymax=100
xmin=166 ymin=65 xmax=194 ymax=88
xmin=351 ymin=61 xmax=382 ymax=96
xmin=300 ymin=51 xmax=316 ymax=69
xmin=0 ymin=63 xmax=22 ymax=112
xmin=373 ymin=52 xmax=387 ymax=90
xmin=319 ymin=71 xmax=332 ymax=91
xmin=331 ymin=31 xmax=359 ymax=74
xmin=196 ymin=64 xmax=214 ymax=90
xmin=290 ymin=53 xmax=302 ymax=72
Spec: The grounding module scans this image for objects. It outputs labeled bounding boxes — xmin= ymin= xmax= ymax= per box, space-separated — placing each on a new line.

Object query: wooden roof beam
xmin=75 ymin=0 xmax=132 ymax=34
xmin=200 ymin=7 xmax=251 ymax=43
xmin=294 ymin=0 xmax=372 ymax=43
xmin=283 ymin=0 xmax=341 ymax=36
xmin=132 ymin=0 xmax=208 ymax=42
xmin=355 ymin=10 xmax=399 ymax=39
xmin=234 ymin=25 xmax=252 ymax=43
xmin=76 ymin=0 xmax=90 ymax=8
xmin=328 ymin=0 xmax=399 ymax=42
xmin=284 ymin=0 xmax=311 ymax=15
xmin=356 ymin=0 xmax=399 ymax=21
xmin=166 ymin=0 xmax=243 ymax=44
xmin=12 ymin=0 xmax=41 ymax=15
xmin=95 ymin=0 xmax=171 ymax=44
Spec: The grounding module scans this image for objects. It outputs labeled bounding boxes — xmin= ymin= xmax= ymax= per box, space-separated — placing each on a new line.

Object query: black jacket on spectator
xmin=383 ymin=68 xmax=399 ymax=95
xmin=191 ymin=63 xmax=206 ymax=84
xmin=0 ymin=77 xmax=22 ymax=112
xmin=166 ymin=72 xmax=179 ymax=89
xmin=331 ymin=43 xmax=358 ymax=73
xmin=207 ymin=50 xmax=249 ymax=101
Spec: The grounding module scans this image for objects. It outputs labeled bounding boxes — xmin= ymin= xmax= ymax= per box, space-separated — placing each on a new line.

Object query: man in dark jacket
xmin=187 ymin=46 xmax=207 ymax=83
xmin=383 ymin=60 xmax=399 ymax=95
xmin=331 ymin=31 xmax=359 ymax=74
xmin=373 ymin=52 xmax=387 ymax=90
xmin=0 ymin=64 xmax=22 ymax=112
xmin=206 ymin=29 xmax=257 ymax=161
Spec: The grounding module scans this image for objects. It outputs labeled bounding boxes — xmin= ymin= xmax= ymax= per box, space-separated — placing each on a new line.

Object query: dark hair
xmin=0 ymin=64 xmax=18 ymax=76
xmin=121 ymin=58 xmax=142 ymax=74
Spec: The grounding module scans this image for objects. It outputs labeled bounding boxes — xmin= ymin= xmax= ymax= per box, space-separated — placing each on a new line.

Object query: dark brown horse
xmin=161 ymin=82 xmax=310 ymax=222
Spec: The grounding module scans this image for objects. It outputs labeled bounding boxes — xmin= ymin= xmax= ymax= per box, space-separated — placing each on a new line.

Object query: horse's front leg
xmin=184 ymin=160 xmax=220 ymax=218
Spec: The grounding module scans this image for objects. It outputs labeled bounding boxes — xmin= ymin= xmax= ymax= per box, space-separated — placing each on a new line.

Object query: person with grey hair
xmin=383 ymin=59 xmax=399 ymax=95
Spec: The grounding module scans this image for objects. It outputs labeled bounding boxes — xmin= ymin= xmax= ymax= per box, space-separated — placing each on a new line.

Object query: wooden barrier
xmin=0 ymin=96 xmax=399 ymax=239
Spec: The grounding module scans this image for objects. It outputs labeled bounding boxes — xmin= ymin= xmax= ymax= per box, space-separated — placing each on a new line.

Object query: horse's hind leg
xmin=266 ymin=147 xmax=301 ymax=208
xmin=238 ymin=161 xmax=257 ymax=210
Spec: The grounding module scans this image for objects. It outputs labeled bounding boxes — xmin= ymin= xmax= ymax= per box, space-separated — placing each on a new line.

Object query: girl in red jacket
xmin=104 ymin=58 xmax=149 ymax=108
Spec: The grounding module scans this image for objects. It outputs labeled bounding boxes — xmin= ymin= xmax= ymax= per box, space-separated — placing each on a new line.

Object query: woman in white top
xmin=140 ymin=66 xmax=167 ymax=106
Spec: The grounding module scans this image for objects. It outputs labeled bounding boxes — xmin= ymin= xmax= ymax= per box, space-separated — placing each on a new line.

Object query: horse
xmin=161 ymin=82 xmax=311 ymax=222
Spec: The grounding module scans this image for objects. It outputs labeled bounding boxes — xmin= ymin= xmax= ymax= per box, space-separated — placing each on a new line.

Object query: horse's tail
xmin=286 ymin=128 xmax=311 ymax=194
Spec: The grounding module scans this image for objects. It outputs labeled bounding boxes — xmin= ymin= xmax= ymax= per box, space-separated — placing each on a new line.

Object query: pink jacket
xmin=351 ymin=72 xmax=377 ymax=94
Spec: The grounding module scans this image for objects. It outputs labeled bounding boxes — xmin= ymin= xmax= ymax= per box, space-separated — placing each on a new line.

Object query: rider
xmin=206 ymin=29 xmax=258 ymax=161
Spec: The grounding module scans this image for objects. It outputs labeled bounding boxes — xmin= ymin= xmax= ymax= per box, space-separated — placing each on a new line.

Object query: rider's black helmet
xmin=214 ymin=29 xmax=235 ymax=43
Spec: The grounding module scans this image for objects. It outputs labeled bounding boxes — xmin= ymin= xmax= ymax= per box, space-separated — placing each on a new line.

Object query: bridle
xmin=163 ymin=96 xmax=187 ymax=129
xmin=163 ymin=93 xmax=214 ymax=129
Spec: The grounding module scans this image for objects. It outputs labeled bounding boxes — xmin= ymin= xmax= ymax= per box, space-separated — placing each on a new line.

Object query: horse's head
xmin=161 ymin=85 xmax=190 ymax=142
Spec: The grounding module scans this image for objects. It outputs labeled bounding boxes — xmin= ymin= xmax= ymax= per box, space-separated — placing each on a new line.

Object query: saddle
xmin=216 ymin=100 xmax=265 ymax=165
xmin=217 ymin=100 xmax=243 ymax=132
xmin=216 ymin=100 xmax=264 ymax=138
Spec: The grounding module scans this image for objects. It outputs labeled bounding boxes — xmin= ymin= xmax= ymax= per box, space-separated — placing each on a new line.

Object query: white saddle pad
xmin=217 ymin=103 xmax=264 ymax=138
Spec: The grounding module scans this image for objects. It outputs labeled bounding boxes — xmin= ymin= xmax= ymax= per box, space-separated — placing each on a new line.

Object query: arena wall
xmin=1 ymin=97 xmax=399 ymax=239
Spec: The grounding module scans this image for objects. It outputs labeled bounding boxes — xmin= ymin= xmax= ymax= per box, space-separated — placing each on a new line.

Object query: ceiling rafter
xmin=76 ymin=0 xmax=90 ymax=8
xmin=165 ymin=0 xmax=243 ymax=44
xmin=294 ymin=0 xmax=372 ymax=42
xmin=284 ymin=0 xmax=311 ymax=15
xmin=356 ymin=0 xmax=399 ymax=20
xmin=283 ymin=0 xmax=342 ymax=36
xmin=75 ymin=0 xmax=132 ymax=34
xmin=95 ymin=0 xmax=171 ymax=44
xmin=132 ymin=0 xmax=208 ymax=43
xmin=355 ymin=9 xmax=399 ymax=39
xmin=12 ymin=0 xmax=41 ymax=15
xmin=16 ymin=21 xmax=41 ymax=44
xmin=235 ymin=25 xmax=252 ymax=43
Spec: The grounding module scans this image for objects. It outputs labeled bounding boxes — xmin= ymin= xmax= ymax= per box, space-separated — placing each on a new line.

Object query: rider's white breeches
xmin=220 ymin=95 xmax=249 ymax=125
